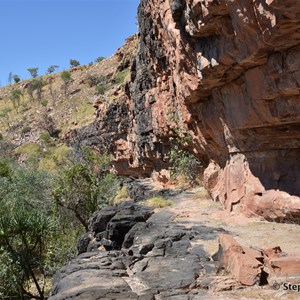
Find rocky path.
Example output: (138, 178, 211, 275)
(49, 181, 300, 299)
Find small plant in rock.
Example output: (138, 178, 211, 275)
(40, 99, 48, 107)
(40, 131, 51, 145)
(115, 68, 130, 85)
(112, 185, 129, 205)
(144, 196, 173, 208)
(95, 85, 106, 95)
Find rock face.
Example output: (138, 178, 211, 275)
(214, 234, 264, 286)
(50, 178, 300, 299)
(71, 0, 300, 220)
(131, 0, 300, 219)
(50, 200, 228, 299)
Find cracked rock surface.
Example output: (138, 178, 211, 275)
(49, 181, 300, 299)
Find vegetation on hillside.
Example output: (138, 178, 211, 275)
(0, 137, 119, 299)
(0, 36, 138, 299)
(0, 35, 138, 152)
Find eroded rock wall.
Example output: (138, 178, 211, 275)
(129, 0, 300, 218)
(72, 1, 300, 219)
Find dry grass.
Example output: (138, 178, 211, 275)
(143, 196, 173, 208)
(112, 186, 130, 205)
(194, 187, 211, 200)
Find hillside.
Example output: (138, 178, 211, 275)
(0, 35, 137, 170)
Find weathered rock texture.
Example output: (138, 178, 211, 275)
(50, 197, 300, 299)
(130, 0, 300, 219)
(50, 200, 227, 299)
(72, 0, 300, 220)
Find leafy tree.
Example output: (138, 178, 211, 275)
(0, 202, 57, 299)
(95, 56, 105, 63)
(13, 74, 21, 83)
(38, 110, 59, 137)
(46, 65, 59, 75)
(169, 128, 202, 182)
(47, 77, 58, 106)
(60, 71, 72, 97)
(0, 250, 22, 299)
(86, 74, 106, 87)
(9, 89, 23, 111)
(0, 165, 57, 299)
(53, 149, 118, 231)
(27, 78, 44, 102)
(8, 72, 13, 85)
(69, 59, 80, 68)
(28, 67, 39, 78)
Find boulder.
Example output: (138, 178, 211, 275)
(214, 234, 263, 286)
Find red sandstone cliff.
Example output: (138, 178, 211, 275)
(74, 0, 300, 221)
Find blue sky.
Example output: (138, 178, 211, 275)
(0, 0, 139, 86)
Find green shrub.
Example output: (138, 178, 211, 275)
(0, 165, 57, 299)
(40, 131, 51, 144)
(15, 143, 42, 158)
(95, 85, 106, 95)
(169, 143, 201, 181)
(0, 250, 22, 299)
(115, 68, 130, 85)
(86, 74, 106, 87)
(61, 70, 72, 82)
(168, 124, 202, 182)
(21, 125, 31, 134)
(95, 56, 105, 63)
(0, 160, 11, 177)
(53, 150, 119, 231)
(41, 99, 48, 107)
(70, 59, 80, 68)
